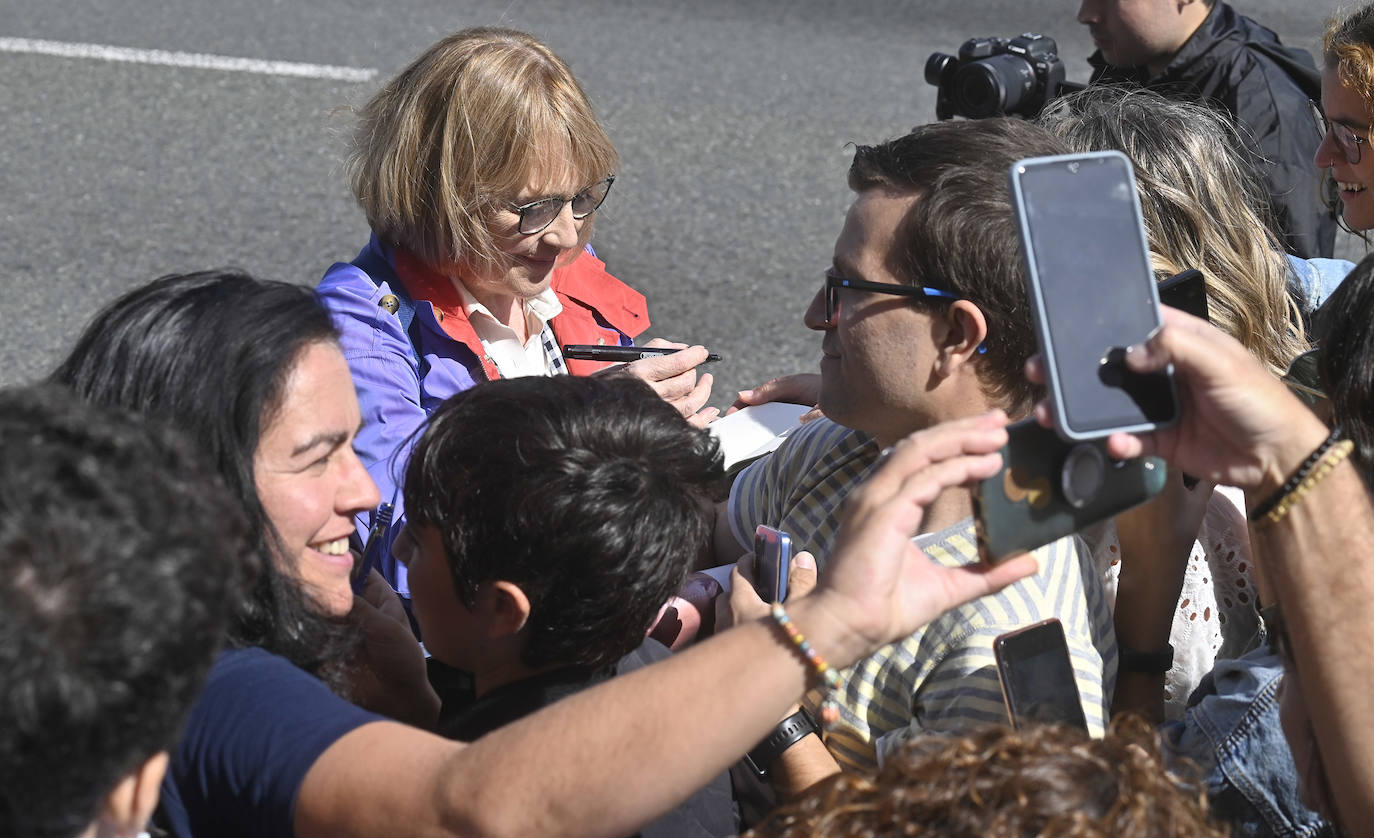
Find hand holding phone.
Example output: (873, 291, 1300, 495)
(994, 618, 1089, 731)
(753, 525, 792, 603)
(1011, 151, 1178, 440)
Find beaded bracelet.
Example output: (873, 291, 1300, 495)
(1257, 439, 1354, 528)
(770, 602, 845, 728)
(1249, 427, 1343, 522)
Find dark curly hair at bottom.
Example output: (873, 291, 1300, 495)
(748, 716, 1227, 838)
(0, 385, 251, 838)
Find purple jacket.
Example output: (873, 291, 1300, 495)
(316, 236, 648, 595)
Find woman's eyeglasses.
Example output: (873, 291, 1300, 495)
(508, 176, 615, 235)
(1310, 99, 1370, 165)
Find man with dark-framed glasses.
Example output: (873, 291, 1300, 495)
(712, 118, 1117, 774)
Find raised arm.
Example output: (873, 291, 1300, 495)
(295, 412, 1040, 838)
(1062, 308, 1374, 827)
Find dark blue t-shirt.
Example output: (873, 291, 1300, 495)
(158, 647, 381, 837)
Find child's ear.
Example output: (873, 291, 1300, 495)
(484, 580, 532, 638)
(99, 750, 168, 836)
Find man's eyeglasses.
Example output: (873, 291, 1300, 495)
(1310, 99, 1370, 165)
(508, 176, 615, 235)
(823, 273, 959, 323)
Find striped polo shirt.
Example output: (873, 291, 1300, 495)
(728, 418, 1117, 771)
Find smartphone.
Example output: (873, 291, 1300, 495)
(1157, 268, 1209, 323)
(753, 525, 792, 603)
(1011, 150, 1178, 440)
(994, 618, 1089, 731)
(973, 418, 1167, 563)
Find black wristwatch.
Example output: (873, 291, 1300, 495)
(1119, 643, 1175, 674)
(744, 706, 821, 778)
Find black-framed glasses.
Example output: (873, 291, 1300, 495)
(508, 176, 615, 235)
(1310, 99, 1369, 165)
(823, 272, 960, 323)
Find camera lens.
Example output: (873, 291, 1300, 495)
(925, 53, 956, 87)
(955, 55, 1037, 118)
(1060, 444, 1106, 509)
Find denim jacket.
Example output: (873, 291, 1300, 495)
(1162, 647, 1335, 837)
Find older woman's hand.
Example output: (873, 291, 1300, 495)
(621, 338, 717, 427)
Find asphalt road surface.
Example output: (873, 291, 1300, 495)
(0, 0, 1353, 407)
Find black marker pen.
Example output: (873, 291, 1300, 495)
(562, 345, 722, 363)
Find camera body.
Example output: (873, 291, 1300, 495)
(925, 34, 1069, 120)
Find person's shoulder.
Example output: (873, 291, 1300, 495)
(552, 248, 649, 334)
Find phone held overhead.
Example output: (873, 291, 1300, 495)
(1011, 150, 1178, 441)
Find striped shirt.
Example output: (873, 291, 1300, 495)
(728, 418, 1117, 771)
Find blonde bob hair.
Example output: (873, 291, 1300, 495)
(349, 27, 619, 273)
(1039, 86, 1307, 377)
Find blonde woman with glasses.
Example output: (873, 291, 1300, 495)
(1039, 86, 1336, 723)
(317, 28, 715, 599)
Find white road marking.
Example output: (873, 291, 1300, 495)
(0, 36, 377, 82)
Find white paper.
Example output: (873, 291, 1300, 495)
(707, 402, 811, 469)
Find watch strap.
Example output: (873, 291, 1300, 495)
(744, 706, 820, 778)
(1119, 643, 1175, 674)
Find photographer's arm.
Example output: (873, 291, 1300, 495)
(294, 413, 1038, 838)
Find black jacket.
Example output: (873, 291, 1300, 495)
(1090, 2, 1336, 259)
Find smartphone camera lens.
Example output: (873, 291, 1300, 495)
(1061, 444, 1106, 509)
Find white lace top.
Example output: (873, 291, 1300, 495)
(1083, 485, 1261, 720)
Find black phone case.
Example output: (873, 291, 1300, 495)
(973, 418, 1167, 562)
(993, 618, 1088, 731)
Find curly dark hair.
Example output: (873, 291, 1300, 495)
(1314, 252, 1374, 476)
(847, 119, 1069, 417)
(0, 385, 251, 838)
(749, 716, 1227, 838)
(404, 375, 725, 671)
(50, 270, 357, 693)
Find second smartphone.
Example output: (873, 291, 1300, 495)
(973, 418, 1168, 563)
(753, 525, 792, 603)
(1011, 150, 1178, 440)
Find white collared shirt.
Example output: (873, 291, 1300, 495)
(454, 281, 564, 379)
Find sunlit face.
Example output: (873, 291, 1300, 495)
(803, 189, 943, 446)
(1317, 66, 1374, 232)
(393, 522, 480, 669)
(254, 341, 380, 617)
(460, 164, 592, 302)
(1077, 0, 1194, 73)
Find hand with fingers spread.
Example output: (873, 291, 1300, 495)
(1027, 307, 1329, 499)
(619, 338, 718, 427)
(728, 373, 824, 423)
(806, 411, 1041, 659)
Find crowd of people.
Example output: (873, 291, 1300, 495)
(6, 2, 1374, 836)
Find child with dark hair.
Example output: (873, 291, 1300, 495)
(397, 374, 737, 837)
(0, 385, 249, 838)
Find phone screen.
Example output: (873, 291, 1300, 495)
(1157, 268, 1210, 324)
(753, 525, 791, 603)
(994, 619, 1088, 730)
(1013, 151, 1176, 437)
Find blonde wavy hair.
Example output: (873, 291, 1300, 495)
(1039, 87, 1307, 377)
(348, 27, 619, 274)
(748, 716, 1227, 838)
